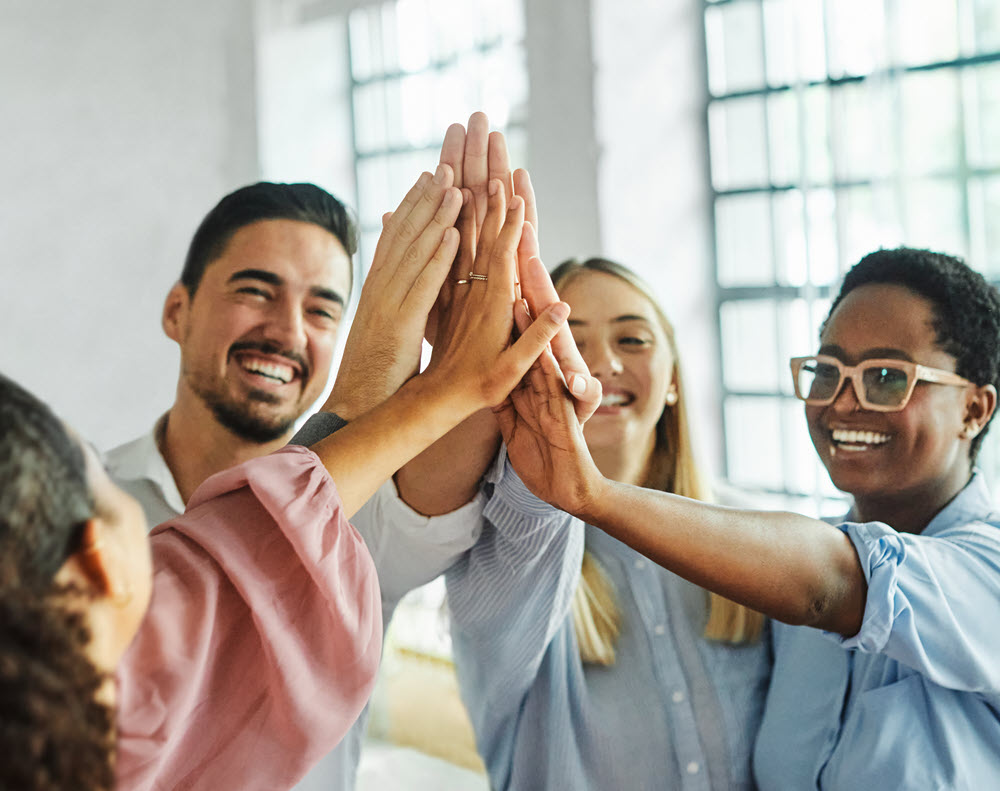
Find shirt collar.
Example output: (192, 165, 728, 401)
(105, 412, 185, 514)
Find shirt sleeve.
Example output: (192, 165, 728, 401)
(827, 518, 1000, 694)
(351, 476, 486, 619)
(446, 450, 584, 787)
(115, 445, 382, 791)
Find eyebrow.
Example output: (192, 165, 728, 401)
(569, 314, 654, 327)
(229, 269, 345, 306)
(818, 344, 915, 363)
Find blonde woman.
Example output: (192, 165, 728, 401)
(446, 258, 770, 791)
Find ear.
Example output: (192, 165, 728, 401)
(162, 282, 190, 343)
(665, 370, 679, 406)
(56, 520, 114, 597)
(961, 383, 997, 440)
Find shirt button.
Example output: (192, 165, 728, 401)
(633, 558, 646, 570)
(672, 690, 685, 703)
(686, 762, 700, 775)
(653, 624, 666, 636)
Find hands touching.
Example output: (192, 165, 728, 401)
(324, 166, 462, 420)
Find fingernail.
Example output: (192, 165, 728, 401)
(434, 164, 446, 184)
(570, 375, 588, 397)
(489, 179, 499, 196)
(521, 298, 532, 319)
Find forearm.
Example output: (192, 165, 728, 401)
(580, 478, 867, 635)
(394, 408, 501, 515)
(311, 375, 472, 518)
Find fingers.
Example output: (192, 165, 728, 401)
(378, 166, 459, 277)
(484, 195, 524, 302)
(513, 169, 538, 233)
(464, 112, 490, 226)
(488, 131, 513, 203)
(439, 123, 467, 187)
(474, 178, 508, 274)
(518, 253, 600, 420)
(405, 226, 461, 318)
(494, 302, 570, 395)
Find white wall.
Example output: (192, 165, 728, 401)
(0, 0, 259, 450)
(592, 0, 723, 473)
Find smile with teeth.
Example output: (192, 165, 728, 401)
(599, 391, 634, 408)
(829, 427, 890, 454)
(239, 357, 296, 385)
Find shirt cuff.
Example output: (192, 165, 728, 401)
(483, 447, 563, 525)
(823, 520, 905, 653)
(289, 412, 348, 446)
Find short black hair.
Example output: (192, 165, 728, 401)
(825, 247, 1000, 461)
(180, 182, 358, 295)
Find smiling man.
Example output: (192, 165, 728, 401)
(106, 182, 354, 526)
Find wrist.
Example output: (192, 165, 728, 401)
(573, 471, 614, 525)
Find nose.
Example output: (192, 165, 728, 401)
(829, 374, 863, 412)
(586, 341, 624, 379)
(263, 295, 307, 354)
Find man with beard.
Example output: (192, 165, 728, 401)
(104, 176, 490, 790)
(105, 182, 357, 526)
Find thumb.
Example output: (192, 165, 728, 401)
(495, 302, 570, 392)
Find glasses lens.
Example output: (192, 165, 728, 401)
(861, 364, 910, 407)
(796, 358, 842, 401)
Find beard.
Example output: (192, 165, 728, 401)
(192, 381, 299, 443)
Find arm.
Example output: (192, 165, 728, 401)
(500, 324, 868, 637)
(314, 181, 570, 518)
(116, 447, 380, 791)
(445, 455, 584, 788)
(396, 116, 600, 515)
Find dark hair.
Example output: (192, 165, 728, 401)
(180, 182, 359, 296)
(825, 247, 1000, 461)
(0, 373, 114, 790)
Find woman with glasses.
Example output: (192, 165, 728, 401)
(447, 258, 771, 791)
(497, 247, 1000, 788)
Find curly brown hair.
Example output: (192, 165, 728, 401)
(0, 372, 115, 790)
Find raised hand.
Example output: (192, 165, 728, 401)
(494, 338, 604, 516)
(425, 181, 569, 412)
(324, 167, 462, 420)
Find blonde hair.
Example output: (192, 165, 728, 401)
(553, 259, 765, 665)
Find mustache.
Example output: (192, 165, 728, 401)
(228, 341, 310, 380)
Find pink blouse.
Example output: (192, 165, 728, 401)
(115, 446, 382, 791)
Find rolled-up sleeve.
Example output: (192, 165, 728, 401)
(116, 446, 382, 791)
(827, 519, 1000, 694)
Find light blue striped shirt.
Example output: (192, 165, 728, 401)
(447, 458, 772, 791)
(754, 471, 1000, 790)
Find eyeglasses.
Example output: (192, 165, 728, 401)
(789, 354, 972, 412)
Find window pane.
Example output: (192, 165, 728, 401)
(803, 189, 839, 286)
(836, 184, 903, 267)
(353, 82, 388, 154)
(767, 87, 833, 186)
(348, 7, 378, 81)
(705, 2, 766, 96)
(974, 0, 1000, 53)
(902, 178, 967, 258)
(709, 96, 769, 190)
(825, 0, 888, 78)
(762, 0, 826, 86)
(396, 0, 432, 72)
(893, 0, 959, 66)
(725, 396, 784, 489)
(900, 69, 961, 175)
(720, 300, 780, 392)
(356, 156, 391, 228)
(966, 63, 1000, 169)
(831, 82, 894, 182)
(715, 193, 773, 286)
(968, 176, 1000, 277)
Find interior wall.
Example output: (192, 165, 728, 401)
(592, 0, 723, 474)
(0, 0, 260, 450)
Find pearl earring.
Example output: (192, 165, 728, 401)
(665, 390, 678, 406)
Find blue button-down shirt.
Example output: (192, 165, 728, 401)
(448, 457, 772, 791)
(754, 472, 1000, 790)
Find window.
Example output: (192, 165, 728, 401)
(704, 0, 1000, 514)
(347, 0, 529, 269)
